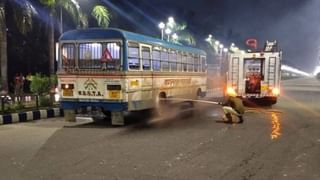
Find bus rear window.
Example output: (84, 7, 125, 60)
(61, 44, 75, 68)
(78, 42, 121, 70)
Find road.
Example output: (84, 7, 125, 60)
(0, 78, 320, 180)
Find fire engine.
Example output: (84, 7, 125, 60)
(226, 41, 282, 105)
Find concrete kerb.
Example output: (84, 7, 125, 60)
(0, 108, 64, 125)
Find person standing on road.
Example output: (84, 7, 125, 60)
(219, 93, 245, 124)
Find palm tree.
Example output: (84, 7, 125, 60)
(0, 0, 37, 92)
(39, 0, 111, 76)
(169, 21, 196, 46)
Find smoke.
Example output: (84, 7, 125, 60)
(223, 0, 320, 72)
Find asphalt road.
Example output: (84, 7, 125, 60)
(0, 78, 320, 180)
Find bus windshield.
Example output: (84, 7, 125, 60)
(61, 41, 122, 71)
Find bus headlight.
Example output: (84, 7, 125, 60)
(226, 87, 237, 97)
(272, 88, 280, 96)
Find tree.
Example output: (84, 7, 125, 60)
(0, 0, 37, 92)
(39, 0, 111, 76)
(170, 21, 196, 46)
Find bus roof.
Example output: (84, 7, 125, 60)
(59, 28, 206, 55)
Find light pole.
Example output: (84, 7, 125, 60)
(158, 22, 165, 40)
(165, 28, 172, 42)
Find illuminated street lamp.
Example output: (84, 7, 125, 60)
(215, 40, 220, 46)
(158, 22, 165, 40)
(168, 17, 175, 28)
(165, 28, 172, 42)
(172, 33, 178, 41)
(223, 48, 228, 53)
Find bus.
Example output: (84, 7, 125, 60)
(58, 28, 207, 125)
(226, 41, 281, 105)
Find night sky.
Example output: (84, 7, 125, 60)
(93, 0, 320, 72)
(9, 0, 320, 73)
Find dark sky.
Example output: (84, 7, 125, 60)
(94, 0, 320, 72)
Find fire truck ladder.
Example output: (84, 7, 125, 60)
(268, 57, 276, 88)
(230, 57, 239, 88)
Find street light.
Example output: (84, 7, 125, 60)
(223, 48, 228, 53)
(172, 33, 178, 41)
(215, 40, 220, 46)
(165, 28, 172, 42)
(158, 22, 165, 40)
(168, 17, 175, 28)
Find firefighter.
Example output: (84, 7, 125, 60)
(219, 92, 245, 124)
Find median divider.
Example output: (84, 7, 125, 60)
(0, 108, 64, 125)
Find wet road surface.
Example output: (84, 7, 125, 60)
(0, 78, 320, 180)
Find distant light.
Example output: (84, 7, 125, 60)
(313, 66, 320, 76)
(208, 34, 212, 39)
(172, 33, 178, 40)
(215, 41, 220, 45)
(241, 50, 245, 54)
(219, 44, 224, 49)
(158, 22, 165, 29)
(165, 28, 172, 35)
(231, 43, 235, 47)
(223, 48, 228, 52)
(168, 17, 175, 24)
(167, 17, 175, 28)
(55, 42, 59, 62)
(282, 65, 311, 77)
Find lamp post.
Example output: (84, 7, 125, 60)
(158, 22, 165, 40)
(165, 28, 172, 42)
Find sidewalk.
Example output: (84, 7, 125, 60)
(0, 108, 63, 125)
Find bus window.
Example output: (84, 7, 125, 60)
(177, 52, 182, 72)
(187, 54, 194, 72)
(102, 42, 121, 70)
(169, 50, 177, 72)
(194, 55, 199, 72)
(79, 43, 102, 69)
(61, 44, 75, 69)
(182, 53, 187, 72)
(128, 44, 140, 70)
(201, 56, 206, 72)
(152, 49, 161, 71)
(142, 47, 151, 70)
(161, 49, 169, 71)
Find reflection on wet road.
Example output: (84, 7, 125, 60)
(270, 112, 281, 140)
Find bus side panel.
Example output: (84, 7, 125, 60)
(126, 75, 154, 111)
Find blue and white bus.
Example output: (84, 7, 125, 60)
(58, 28, 207, 125)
